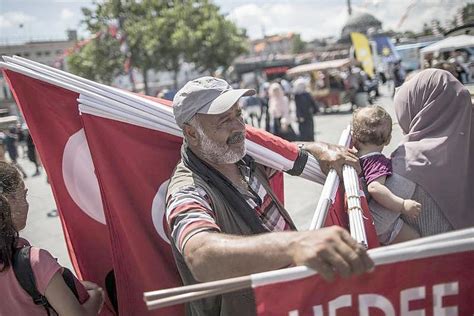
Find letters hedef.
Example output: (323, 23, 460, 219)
(288, 281, 459, 316)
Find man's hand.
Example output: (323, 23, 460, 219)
(303, 142, 361, 177)
(401, 199, 422, 220)
(288, 226, 374, 281)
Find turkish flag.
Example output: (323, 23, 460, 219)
(3, 70, 115, 315)
(80, 113, 184, 315)
(254, 249, 474, 315)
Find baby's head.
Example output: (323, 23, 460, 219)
(352, 106, 392, 150)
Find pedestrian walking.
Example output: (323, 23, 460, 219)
(294, 78, 319, 141)
(4, 126, 27, 178)
(26, 132, 41, 177)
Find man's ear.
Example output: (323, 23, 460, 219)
(183, 124, 199, 146)
(385, 134, 392, 145)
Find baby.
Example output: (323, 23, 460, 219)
(352, 106, 421, 245)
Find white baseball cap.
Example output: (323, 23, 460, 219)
(172, 76, 255, 128)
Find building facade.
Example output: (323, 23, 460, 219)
(0, 33, 77, 115)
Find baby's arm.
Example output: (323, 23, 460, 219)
(368, 176, 421, 219)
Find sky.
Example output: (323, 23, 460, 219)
(0, 0, 470, 45)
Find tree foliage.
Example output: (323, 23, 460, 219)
(67, 34, 125, 84)
(67, 0, 247, 94)
(291, 34, 306, 54)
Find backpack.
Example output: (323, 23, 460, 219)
(12, 246, 80, 316)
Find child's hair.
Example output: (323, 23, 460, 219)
(0, 162, 23, 271)
(352, 106, 392, 146)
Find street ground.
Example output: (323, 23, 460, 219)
(19, 84, 400, 272)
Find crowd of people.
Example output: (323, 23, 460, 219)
(236, 64, 385, 144)
(424, 49, 472, 84)
(0, 67, 472, 315)
(239, 78, 320, 142)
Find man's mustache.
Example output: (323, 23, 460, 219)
(227, 132, 245, 145)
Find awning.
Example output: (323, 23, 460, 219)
(420, 35, 474, 54)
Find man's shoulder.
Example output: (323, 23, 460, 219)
(167, 161, 208, 198)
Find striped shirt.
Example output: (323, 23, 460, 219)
(166, 161, 292, 254)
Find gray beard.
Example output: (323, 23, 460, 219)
(195, 125, 246, 164)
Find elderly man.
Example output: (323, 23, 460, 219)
(166, 77, 373, 316)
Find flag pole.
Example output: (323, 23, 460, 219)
(309, 125, 351, 230)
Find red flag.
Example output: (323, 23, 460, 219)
(254, 249, 474, 315)
(3, 70, 115, 315)
(80, 113, 184, 315)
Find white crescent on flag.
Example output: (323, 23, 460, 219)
(151, 179, 171, 245)
(62, 128, 106, 225)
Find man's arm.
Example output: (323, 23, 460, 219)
(183, 226, 373, 283)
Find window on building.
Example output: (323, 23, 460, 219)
(44, 51, 51, 56)
(23, 52, 30, 57)
(56, 49, 63, 55)
(36, 52, 42, 57)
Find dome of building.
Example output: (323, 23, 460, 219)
(340, 12, 382, 40)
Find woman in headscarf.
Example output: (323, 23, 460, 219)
(268, 82, 296, 141)
(293, 78, 319, 141)
(369, 69, 473, 238)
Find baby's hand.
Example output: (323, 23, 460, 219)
(401, 199, 421, 219)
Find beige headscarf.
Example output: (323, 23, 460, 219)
(268, 83, 290, 122)
(392, 69, 474, 229)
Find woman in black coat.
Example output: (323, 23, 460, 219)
(294, 79, 319, 141)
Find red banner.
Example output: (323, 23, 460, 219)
(254, 250, 474, 315)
